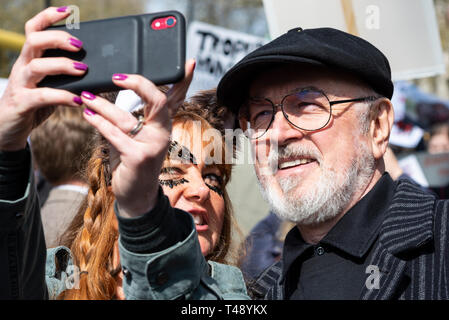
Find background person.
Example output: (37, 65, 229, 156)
(427, 122, 449, 154)
(240, 211, 294, 282)
(30, 106, 95, 248)
(425, 121, 449, 199)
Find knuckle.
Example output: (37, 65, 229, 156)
(25, 32, 38, 48)
(61, 57, 75, 69)
(97, 121, 111, 137)
(158, 93, 168, 105)
(35, 90, 47, 105)
(153, 91, 167, 106)
(27, 59, 40, 74)
(132, 74, 146, 83)
(55, 31, 73, 47)
(126, 118, 138, 132)
(6, 88, 20, 106)
(134, 150, 149, 165)
(24, 20, 35, 34)
(41, 10, 53, 26)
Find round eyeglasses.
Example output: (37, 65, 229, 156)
(238, 89, 378, 139)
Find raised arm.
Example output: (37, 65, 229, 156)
(0, 6, 87, 299)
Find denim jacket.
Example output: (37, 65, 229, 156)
(117, 212, 249, 300)
(45, 216, 249, 300)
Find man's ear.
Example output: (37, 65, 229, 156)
(369, 98, 394, 160)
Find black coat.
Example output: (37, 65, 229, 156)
(0, 151, 47, 299)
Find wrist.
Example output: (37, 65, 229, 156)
(116, 186, 159, 218)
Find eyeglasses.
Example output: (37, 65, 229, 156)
(239, 88, 378, 139)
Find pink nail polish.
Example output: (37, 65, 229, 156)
(69, 37, 83, 49)
(57, 6, 68, 12)
(81, 91, 96, 100)
(84, 108, 96, 116)
(112, 73, 128, 81)
(73, 96, 83, 105)
(74, 62, 88, 71)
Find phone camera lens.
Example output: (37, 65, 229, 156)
(166, 18, 174, 26)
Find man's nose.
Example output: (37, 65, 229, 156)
(267, 109, 305, 145)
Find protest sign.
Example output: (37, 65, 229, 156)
(262, 0, 445, 81)
(186, 22, 269, 234)
(399, 151, 449, 188)
(186, 21, 266, 96)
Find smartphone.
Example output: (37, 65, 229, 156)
(38, 11, 186, 94)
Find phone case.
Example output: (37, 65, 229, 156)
(38, 11, 186, 94)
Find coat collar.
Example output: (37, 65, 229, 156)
(359, 178, 436, 299)
(378, 178, 435, 255)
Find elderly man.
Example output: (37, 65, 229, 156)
(217, 27, 449, 300)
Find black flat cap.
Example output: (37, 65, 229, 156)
(217, 27, 393, 114)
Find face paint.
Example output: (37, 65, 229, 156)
(205, 183, 223, 196)
(159, 177, 189, 189)
(165, 124, 227, 257)
(167, 141, 197, 164)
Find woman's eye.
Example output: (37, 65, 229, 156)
(204, 173, 223, 188)
(159, 167, 188, 189)
(204, 173, 224, 196)
(160, 166, 183, 177)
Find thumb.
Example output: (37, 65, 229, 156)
(166, 58, 196, 115)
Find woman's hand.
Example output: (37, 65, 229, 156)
(0, 6, 87, 151)
(80, 59, 195, 217)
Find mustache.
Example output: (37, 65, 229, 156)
(267, 143, 322, 172)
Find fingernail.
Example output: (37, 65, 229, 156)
(69, 37, 83, 49)
(81, 91, 96, 100)
(112, 73, 128, 81)
(84, 108, 96, 116)
(57, 6, 68, 12)
(73, 62, 88, 71)
(73, 96, 83, 105)
(192, 59, 196, 70)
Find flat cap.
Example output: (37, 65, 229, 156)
(217, 27, 393, 114)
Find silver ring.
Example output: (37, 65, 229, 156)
(129, 115, 144, 137)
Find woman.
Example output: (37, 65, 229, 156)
(47, 90, 247, 299)
(0, 7, 247, 300)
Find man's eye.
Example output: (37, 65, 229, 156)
(252, 109, 272, 120)
(295, 102, 327, 113)
(250, 110, 272, 128)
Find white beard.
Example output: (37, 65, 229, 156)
(256, 140, 375, 225)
